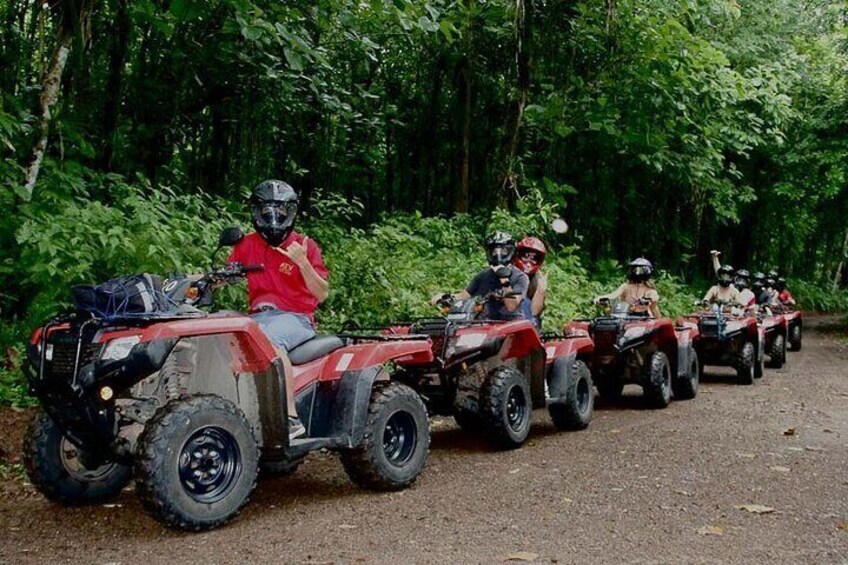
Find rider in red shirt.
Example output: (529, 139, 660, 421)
(229, 180, 329, 439)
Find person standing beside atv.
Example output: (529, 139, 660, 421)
(514, 236, 547, 328)
(229, 180, 330, 439)
(432, 232, 528, 321)
(595, 258, 662, 318)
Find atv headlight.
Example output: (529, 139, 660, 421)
(101, 336, 141, 361)
(456, 333, 487, 350)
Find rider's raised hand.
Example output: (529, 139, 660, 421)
(277, 236, 310, 267)
(535, 271, 548, 291)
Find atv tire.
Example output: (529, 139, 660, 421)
(341, 382, 429, 491)
(135, 395, 259, 531)
(547, 359, 594, 430)
(672, 349, 699, 401)
(642, 351, 672, 409)
(23, 411, 132, 505)
(788, 324, 802, 351)
(735, 342, 756, 385)
(754, 333, 765, 379)
(260, 456, 304, 478)
(480, 366, 532, 449)
(453, 407, 483, 433)
(766, 334, 786, 369)
(595, 375, 625, 404)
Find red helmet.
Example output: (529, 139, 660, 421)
(515, 237, 547, 275)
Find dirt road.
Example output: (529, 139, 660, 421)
(2, 318, 847, 564)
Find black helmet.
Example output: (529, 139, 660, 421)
(752, 272, 766, 291)
(628, 257, 653, 283)
(766, 276, 776, 288)
(734, 269, 751, 290)
(768, 270, 779, 279)
(250, 180, 298, 247)
(775, 277, 787, 291)
(485, 231, 516, 266)
(717, 264, 735, 288)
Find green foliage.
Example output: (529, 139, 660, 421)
(791, 280, 848, 313)
(14, 177, 241, 322)
(1, 0, 847, 405)
(0, 359, 35, 409)
(0, 462, 27, 482)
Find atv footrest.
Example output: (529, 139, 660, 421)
(287, 436, 348, 457)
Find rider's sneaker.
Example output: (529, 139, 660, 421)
(288, 416, 306, 439)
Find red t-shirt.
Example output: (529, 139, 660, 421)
(778, 289, 794, 303)
(228, 231, 329, 321)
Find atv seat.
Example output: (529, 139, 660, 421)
(288, 335, 345, 365)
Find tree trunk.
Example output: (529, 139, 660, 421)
(456, 57, 471, 214)
(832, 228, 848, 292)
(21, 0, 93, 201)
(497, 0, 531, 208)
(100, 0, 130, 172)
(21, 25, 73, 201)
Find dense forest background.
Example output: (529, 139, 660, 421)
(1, 0, 848, 401)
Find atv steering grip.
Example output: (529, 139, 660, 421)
(241, 264, 264, 273)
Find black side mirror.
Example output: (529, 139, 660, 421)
(218, 227, 245, 247)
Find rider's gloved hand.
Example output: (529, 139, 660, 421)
(490, 288, 507, 302)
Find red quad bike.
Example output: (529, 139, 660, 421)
(771, 304, 803, 352)
(680, 301, 761, 385)
(756, 306, 788, 371)
(22, 228, 433, 531)
(566, 298, 700, 408)
(539, 328, 595, 430)
(376, 288, 586, 450)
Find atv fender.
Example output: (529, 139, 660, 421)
(328, 366, 388, 448)
(675, 343, 695, 379)
(546, 355, 576, 403)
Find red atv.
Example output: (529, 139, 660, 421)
(757, 307, 788, 370)
(540, 328, 595, 430)
(566, 299, 699, 408)
(771, 304, 803, 351)
(680, 302, 761, 385)
(22, 229, 432, 531)
(378, 290, 553, 449)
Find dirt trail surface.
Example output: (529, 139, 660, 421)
(2, 317, 847, 564)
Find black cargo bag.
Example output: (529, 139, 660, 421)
(72, 273, 170, 318)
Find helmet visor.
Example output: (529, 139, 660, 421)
(630, 265, 651, 277)
(252, 201, 297, 229)
(488, 244, 515, 266)
(518, 250, 543, 264)
(718, 273, 733, 286)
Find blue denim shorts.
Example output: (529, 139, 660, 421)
(251, 310, 316, 352)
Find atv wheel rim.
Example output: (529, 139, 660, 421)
(506, 386, 528, 432)
(178, 426, 242, 504)
(59, 438, 118, 481)
(383, 411, 417, 467)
